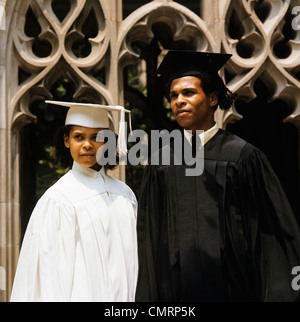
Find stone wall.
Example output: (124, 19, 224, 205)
(0, 0, 299, 302)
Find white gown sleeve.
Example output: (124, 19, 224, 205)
(10, 192, 76, 302)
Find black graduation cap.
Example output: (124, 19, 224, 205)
(156, 50, 232, 86)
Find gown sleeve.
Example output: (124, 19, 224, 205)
(10, 192, 76, 302)
(237, 145, 300, 301)
(135, 165, 162, 301)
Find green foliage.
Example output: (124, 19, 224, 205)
(36, 145, 70, 199)
(53, 78, 71, 99)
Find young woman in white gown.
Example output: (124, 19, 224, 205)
(10, 102, 138, 302)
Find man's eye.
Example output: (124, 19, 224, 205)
(74, 135, 83, 139)
(185, 91, 195, 96)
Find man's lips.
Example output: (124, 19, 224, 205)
(176, 109, 191, 116)
(80, 154, 95, 157)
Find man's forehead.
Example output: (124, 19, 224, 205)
(170, 76, 202, 90)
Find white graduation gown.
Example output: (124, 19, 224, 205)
(10, 162, 138, 302)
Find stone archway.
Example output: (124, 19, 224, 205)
(1, 0, 120, 301)
(0, 0, 299, 302)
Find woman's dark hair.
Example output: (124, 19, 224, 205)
(165, 71, 237, 111)
(53, 125, 118, 171)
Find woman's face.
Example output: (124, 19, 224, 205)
(64, 126, 105, 171)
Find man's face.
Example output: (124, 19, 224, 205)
(169, 76, 217, 133)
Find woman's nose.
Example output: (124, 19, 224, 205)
(83, 139, 93, 149)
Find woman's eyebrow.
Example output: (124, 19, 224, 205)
(91, 132, 100, 136)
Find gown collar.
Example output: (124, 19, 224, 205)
(184, 123, 219, 147)
(72, 161, 105, 179)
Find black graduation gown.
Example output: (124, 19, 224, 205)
(135, 129, 300, 302)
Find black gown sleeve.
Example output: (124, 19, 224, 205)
(135, 165, 161, 301)
(237, 144, 300, 301)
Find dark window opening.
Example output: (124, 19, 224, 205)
(174, 0, 201, 17)
(122, 0, 152, 19)
(51, 0, 71, 22)
(20, 78, 75, 240)
(227, 78, 300, 224)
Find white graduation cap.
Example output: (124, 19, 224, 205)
(45, 100, 132, 157)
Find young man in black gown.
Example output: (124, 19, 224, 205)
(135, 50, 300, 302)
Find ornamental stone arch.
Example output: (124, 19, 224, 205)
(220, 0, 300, 128)
(118, 1, 218, 131)
(0, 0, 124, 302)
(117, 1, 219, 193)
(0, 0, 299, 301)
(221, 0, 300, 220)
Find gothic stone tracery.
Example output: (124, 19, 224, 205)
(0, 0, 299, 302)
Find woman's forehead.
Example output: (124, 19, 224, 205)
(70, 125, 104, 133)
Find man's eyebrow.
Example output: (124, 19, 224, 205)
(182, 87, 197, 91)
(170, 87, 197, 94)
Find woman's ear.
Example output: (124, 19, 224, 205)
(209, 91, 218, 108)
(64, 133, 70, 148)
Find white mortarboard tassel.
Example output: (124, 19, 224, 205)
(0, 3, 5, 31)
(45, 100, 132, 158)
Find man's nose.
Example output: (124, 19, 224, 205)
(176, 93, 186, 106)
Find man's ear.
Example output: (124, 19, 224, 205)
(64, 134, 70, 148)
(209, 91, 218, 108)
